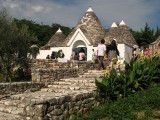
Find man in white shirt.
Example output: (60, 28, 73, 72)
(97, 39, 106, 70)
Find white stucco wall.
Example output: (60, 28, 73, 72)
(117, 44, 133, 63)
(37, 29, 94, 60)
(36, 50, 53, 59)
(124, 45, 133, 63)
(37, 43, 133, 63)
(37, 47, 72, 60)
(117, 44, 125, 63)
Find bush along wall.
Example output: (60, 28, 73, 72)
(95, 56, 160, 103)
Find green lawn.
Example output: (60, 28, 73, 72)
(73, 83, 160, 120)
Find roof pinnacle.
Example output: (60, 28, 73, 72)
(87, 6, 93, 12)
(111, 22, 118, 28)
(57, 28, 62, 33)
(119, 20, 126, 26)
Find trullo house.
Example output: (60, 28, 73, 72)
(37, 7, 138, 63)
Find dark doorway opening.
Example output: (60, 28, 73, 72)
(74, 47, 87, 61)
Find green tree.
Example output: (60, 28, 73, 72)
(0, 8, 38, 83)
(132, 23, 155, 48)
(132, 30, 142, 47)
(14, 19, 72, 47)
(155, 26, 160, 40)
(140, 23, 154, 48)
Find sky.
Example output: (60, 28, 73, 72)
(0, 0, 160, 31)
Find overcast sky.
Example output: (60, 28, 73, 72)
(0, 0, 160, 31)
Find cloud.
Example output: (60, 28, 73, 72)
(89, 0, 160, 30)
(0, 0, 160, 30)
(31, 5, 44, 12)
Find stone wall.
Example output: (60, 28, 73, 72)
(31, 59, 101, 83)
(30, 59, 98, 71)
(31, 68, 78, 84)
(0, 82, 45, 97)
(24, 91, 97, 120)
(31, 59, 109, 83)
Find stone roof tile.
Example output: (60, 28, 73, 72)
(40, 29, 66, 50)
(64, 7, 106, 46)
(105, 25, 137, 47)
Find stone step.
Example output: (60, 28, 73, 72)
(84, 83, 95, 87)
(10, 94, 25, 100)
(87, 70, 104, 73)
(48, 88, 95, 94)
(0, 111, 23, 120)
(83, 72, 105, 75)
(48, 88, 81, 94)
(0, 104, 24, 115)
(0, 99, 25, 108)
(52, 80, 95, 85)
(50, 84, 82, 90)
(79, 74, 103, 78)
(52, 81, 72, 85)
(62, 78, 95, 83)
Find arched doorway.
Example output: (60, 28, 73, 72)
(72, 40, 87, 61)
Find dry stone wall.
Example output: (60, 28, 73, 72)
(23, 91, 97, 120)
(31, 59, 105, 83)
(32, 68, 78, 84)
(30, 59, 98, 71)
(0, 82, 45, 96)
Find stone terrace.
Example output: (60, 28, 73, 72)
(0, 69, 104, 120)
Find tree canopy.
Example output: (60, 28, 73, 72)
(0, 8, 38, 82)
(13, 18, 72, 47)
(131, 23, 160, 48)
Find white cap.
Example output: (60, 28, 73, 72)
(111, 22, 118, 28)
(87, 6, 93, 12)
(119, 20, 126, 25)
(57, 28, 62, 33)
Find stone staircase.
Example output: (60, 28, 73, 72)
(79, 70, 105, 78)
(0, 70, 105, 120)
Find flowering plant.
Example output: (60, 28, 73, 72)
(141, 55, 146, 60)
(117, 62, 121, 66)
(143, 48, 150, 59)
(104, 67, 109, 74)
(138, 51, 142, 55)
(155, 53, 159, 57)
(112, 57, 117, 64)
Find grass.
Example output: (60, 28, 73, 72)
(73, 83, 160, 120)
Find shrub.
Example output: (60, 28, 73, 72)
(95, 56, 160, 103)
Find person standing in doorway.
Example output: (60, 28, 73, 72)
(92, 49, 96, 62)
(71, 49, 75, 60)
(97, 39, 106, 70)
(74, 52, 79, 60)
(79, 48, 85, 61)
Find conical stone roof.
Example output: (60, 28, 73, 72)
(64, 7, 106, 46)
(105, 21, 137, 47)
(151, 36, 160, 44)
(40, 28, 66, 50)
